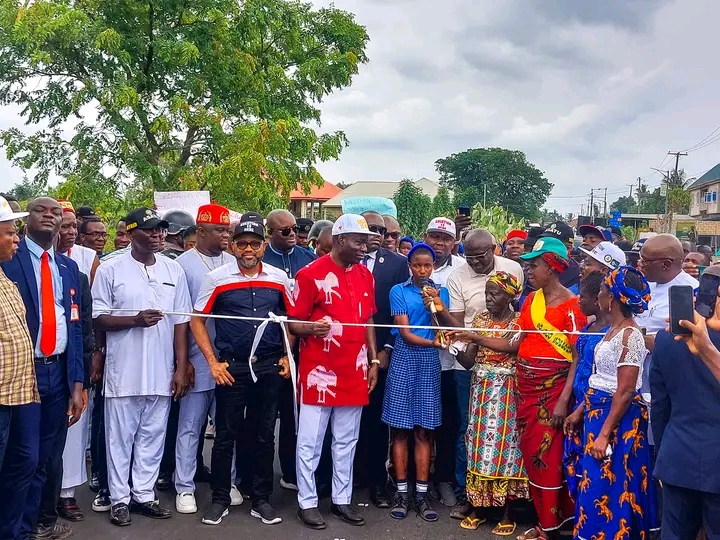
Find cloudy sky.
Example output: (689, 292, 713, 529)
(0, 0, 718, 216)
(308, 0, 720, 214)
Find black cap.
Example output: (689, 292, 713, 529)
(233, 220, 265, 239)
(525, 226, 546, 247)
(296, 217, 313, 232)
(541, 221, 574, 244)
(76, 206, 96, 218)
(125, 207, 169, 231)
(241, 211, 264, 224)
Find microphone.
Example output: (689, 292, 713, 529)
(420, 279, 437, 313)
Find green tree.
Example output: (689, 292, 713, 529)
(610, 196, 636, 214)
(429, 185, 454, 220)
(0, 0, 369, 214)
(540, 208, 564, 224)
(393, 178, 431, 239)
(435, 148, 552, 221)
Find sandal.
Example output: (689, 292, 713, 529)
(460, 516, 487, 530)
(493, 522, 517, 536)
(415, 497, 439, 522)
(390, 493, 409, 520)
(517, 526, 547, 540)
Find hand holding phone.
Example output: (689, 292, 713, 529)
(669, 285, 695, 335)
(696, 273, 720, 318)
(457, 206, 471, 217)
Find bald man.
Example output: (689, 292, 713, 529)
(381, 215, 401, 252)
(314, 226, 333, 257)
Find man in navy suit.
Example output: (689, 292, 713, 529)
(356, 211, 410, 508)
(650, 274, 720, 540)
(0, 197, 84, 540)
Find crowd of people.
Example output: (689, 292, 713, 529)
(0, 192, 718, 540)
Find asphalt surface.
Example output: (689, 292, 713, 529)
(67, 440, 522, 540)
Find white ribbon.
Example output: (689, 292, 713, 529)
(248, 311, 299, 432)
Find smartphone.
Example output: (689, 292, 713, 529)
(457, 206, 471, 217)
(669, 285, 695, 335)
(696, 273, 720, 318)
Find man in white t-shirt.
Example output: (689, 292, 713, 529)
(446, 228, 523, 515)
(92, 207, 192, 527)
(422, 217, 466, 509)
(174, 204, 235, 514)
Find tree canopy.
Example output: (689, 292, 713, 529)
(393, 178, 431, 239)
(435, 148, 552, 221)
(0, 0, 369, 216)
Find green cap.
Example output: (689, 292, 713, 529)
(520, 236, 569, 261)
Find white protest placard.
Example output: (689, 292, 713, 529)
(154, 191, 211, 218)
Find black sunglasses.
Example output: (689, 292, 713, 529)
(384, 231, 401, 240)
(369, 225, 387, 236)
(269, 226, 298, 236)
(234, 240, 263, 250)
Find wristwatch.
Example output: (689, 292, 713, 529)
(370, 358, 380, 365)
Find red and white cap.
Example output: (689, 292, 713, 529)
(426, 217, 456, 238)
(0, 196, 28, 223)
(332, 214, 381, 236)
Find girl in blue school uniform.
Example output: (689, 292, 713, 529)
(382, 243, 456, 523)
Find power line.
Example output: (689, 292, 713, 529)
(682, 125, 720, 153)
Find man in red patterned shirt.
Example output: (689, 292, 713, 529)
(288, 214, 380, 530)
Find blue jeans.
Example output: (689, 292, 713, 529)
(0, 402, 41, 540)
(454, 369, 472, 489)
(19, 361, 69, 540)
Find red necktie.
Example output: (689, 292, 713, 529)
(39, 251, 57, 357)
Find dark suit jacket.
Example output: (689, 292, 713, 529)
(650, 329, 720, 493)
(1, 238, 84, 394)
(78, 271, 94, 388)
(371, 247, 410, 351)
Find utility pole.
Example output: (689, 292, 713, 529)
(636, 177, 642, 213)
(668, 151, 688, 177)
(626, 183, 634, 199)
(603, 187, 608, 218)
(589, 190, 595, 224)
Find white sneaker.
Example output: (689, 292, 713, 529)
(279, 478, 298, 491)
(204, 422, 215, 439)
(230, 485, 244, 506)
(176, 492, 197, 514)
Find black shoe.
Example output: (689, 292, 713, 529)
(201, 503, 229, 525)
(155, 472, 171, 491)
(88, 473, 100, 493)
(129, 500, 172, 519)
(110, 503, 131, 527)
(30, 523, 73, 540)
(330, 503, 365, 526)
(57, 497, 84, 522)
(450, 493, 471, 520)
(92, 490, 112, 512)
(194, 465, 212, 483)
(371, 485, 391, 508)
(390, 492, 410, 520)
(297, 507, 326, 530)
(251, 500, 282, 525)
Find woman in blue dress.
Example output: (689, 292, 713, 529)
(382, 243, 455, 523)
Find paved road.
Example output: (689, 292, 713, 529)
(68, 440, 527, 540)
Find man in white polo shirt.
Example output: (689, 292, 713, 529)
(579, 241, 626, 278)
(92, 207, 192, 527)
(446, 228, 523, 517)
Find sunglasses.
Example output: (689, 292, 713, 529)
(269, 226, 298, 236)
(369, 225, 387, 236)
(385, 231, 401, 240)
(234, 240, 264, 250)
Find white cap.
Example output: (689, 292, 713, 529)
(0, 196, 28, 223)
(580, 241, 626, 270)
(332, 214, 381, 237)
(426, 217, 456, 238)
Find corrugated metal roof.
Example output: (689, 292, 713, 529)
(687, 163, 720, 191)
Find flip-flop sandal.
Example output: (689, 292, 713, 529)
(460, 517, 487, 530)
(517, 526, 547, 540)
(493, 522, 517, 536)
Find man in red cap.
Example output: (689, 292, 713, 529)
(174, 204, 238, 515)
(503, 229, 527, 264)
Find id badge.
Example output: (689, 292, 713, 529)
(70, 303, 80, 322)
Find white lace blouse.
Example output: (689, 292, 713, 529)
(588, 326, 647, 394)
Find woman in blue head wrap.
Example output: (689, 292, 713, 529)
(564, 266, 658, 540)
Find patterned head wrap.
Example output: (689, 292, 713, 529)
(604, 266, 652, 314)
(541, 251, 569, 273)
(487, 271, 522, 297)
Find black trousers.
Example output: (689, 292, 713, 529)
(434, 369, 458, 486)
(356, 369, 389, 488)
(277, 376, 297, 483)
(90, 388, 108, 491)
(36, 414, 69, 529)
(662, 483, 720, 540)
(211, 362, 282, 507)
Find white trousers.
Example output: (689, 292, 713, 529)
(175, 390, 237, 493)
(296, 404, 362, 510)
(105, 395, 171, 505)
(60, 407, 90, 492)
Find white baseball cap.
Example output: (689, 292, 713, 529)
(580, 241, 626, 270)
(0, 196, 28, 223)
(426, 217, 456, 238)
(332, 214, 381, 237)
